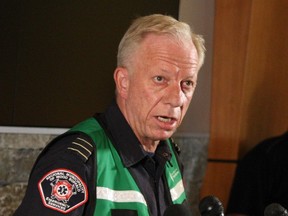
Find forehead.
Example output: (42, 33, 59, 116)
(136, 33, 199, 71)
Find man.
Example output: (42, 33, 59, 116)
(14, 14, 205, 216)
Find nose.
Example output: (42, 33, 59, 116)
(164, 83, 185, 107)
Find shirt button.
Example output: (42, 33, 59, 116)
(162, 152, 169, 158)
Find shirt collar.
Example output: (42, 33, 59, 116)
(100, 100, 172, 167)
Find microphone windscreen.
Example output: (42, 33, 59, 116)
(264, 203, 288, 216)
(163, 204, 192, 216)
(199, 195, 224, 216)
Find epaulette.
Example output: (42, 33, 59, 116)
(67, 136, 94, 162)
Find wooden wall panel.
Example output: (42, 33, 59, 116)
(208, 0, 253, 160)
(200, 162, 236, 210)
(201, 0, 288, 210)
(238, 0, 288, 156)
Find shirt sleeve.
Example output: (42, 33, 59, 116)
(13, 132, 96, 216)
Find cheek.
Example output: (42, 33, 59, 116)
(131, 82, 155, 100)
(127, 85, 152, 112)
(182, 97, 193, 113)
(130, 89, 159, 118)
(181, 106, 189, 118)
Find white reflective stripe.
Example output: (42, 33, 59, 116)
(170, 180, 185, 202)
(97, 186, 147, 206)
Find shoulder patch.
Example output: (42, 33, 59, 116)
(38, 169, 88, 213)
(67, 137, 94, 162)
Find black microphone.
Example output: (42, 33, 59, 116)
(163, 204, 192, 216)
(199, 195, 224, 216)
(264, 203, 288, 216)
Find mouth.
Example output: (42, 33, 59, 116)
(155, 115, 179, 133)
(157, 116, 177, 123)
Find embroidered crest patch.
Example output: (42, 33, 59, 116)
(38, 169, 88, 213)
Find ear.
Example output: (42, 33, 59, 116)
(114, 67, 129, 99)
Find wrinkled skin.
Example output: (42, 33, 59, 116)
(115, 33, 199, 152)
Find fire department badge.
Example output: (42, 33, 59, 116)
(38, 169, 88, 213)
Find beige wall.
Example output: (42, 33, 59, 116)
(177, 0, 215, 134)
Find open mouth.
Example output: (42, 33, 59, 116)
(157, 116, 176, 123)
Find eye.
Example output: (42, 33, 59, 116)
(182, 80, 194, 87)
(181, 80, 196, 91)
(153, 76, 165, 83)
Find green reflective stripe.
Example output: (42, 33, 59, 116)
(170, 179, 185, 202)
(97, 186, 147, 206)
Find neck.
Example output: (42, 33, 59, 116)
(116, 97, 160, 153)
(141, 139, 160, 153)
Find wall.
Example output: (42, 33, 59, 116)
(201, 0, 288, 209)
(0, 1, 215, 215)
(0, 0, 179, 127)
(0, 131, 57, 215)
(178, 0, 215, 134)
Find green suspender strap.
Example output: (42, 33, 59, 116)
(69, 117, 186, 216)
(165, 139, 187, 204)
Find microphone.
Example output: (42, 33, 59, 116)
(264, 203, 288, 216)
(163, 204, 192, 216)
(199, 195, 224, 216)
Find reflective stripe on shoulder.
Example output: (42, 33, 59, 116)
(67, 136, 94, 162)
(96, 186, 147, 206)
(170, 180, 185, 202)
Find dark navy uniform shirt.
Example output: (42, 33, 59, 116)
(14, 101, 181, 216)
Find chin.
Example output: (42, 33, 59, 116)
(154, 131, 175, 140)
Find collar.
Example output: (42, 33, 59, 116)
(98, 100, 172, 167)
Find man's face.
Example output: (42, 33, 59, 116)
(118, 34, 199, 144)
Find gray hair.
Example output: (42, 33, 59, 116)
(117, 14, 206, 70)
